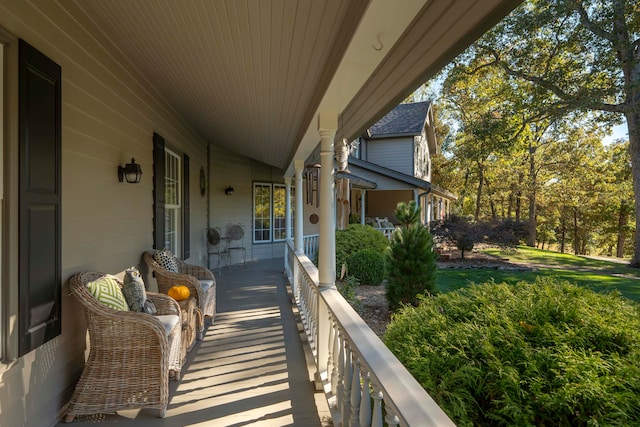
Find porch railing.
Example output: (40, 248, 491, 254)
(375, 227, 395, 240)
(303, 233, 319, 262)
(285, 239, 455, 427)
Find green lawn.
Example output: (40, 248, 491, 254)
(436, 246, 640, 302)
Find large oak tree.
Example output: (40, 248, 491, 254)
(471, 0, 640, 264)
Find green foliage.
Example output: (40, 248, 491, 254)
(348, 249, 385, 286)
(336, 276, 362, 313)
(384, 278, 640, 426)
(335, 224, 389, 278)
(386, 201, 438, 309)
(431, 216, 528, 258)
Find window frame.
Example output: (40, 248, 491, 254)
(253, 182, 272, 243)
(253, 182, 294, 244)
(164, 148, 182, 256)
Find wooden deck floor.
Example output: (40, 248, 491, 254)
(58, 258, 331, 427)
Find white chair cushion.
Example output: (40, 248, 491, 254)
(199, 279, 214, 293)
(156, 314, 180, 336)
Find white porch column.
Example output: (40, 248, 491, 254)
(318, 113, 337, 286)
(360, 190, 366, 225)
(285, 176, 292, 241)
(315, 113, 337, 390)
(294, 159, 304, 253)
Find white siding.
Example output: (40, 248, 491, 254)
(0, 3, 208, 426)
(366, 138, 414, 175)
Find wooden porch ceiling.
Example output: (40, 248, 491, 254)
(66, 0, 522, 171)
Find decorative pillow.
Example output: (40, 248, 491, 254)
(122, 266, 147, 312)
(153, 248, 178, 272)
(87, 275, 129, 311)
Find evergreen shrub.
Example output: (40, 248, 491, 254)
(348, 249, 385, 286)
(384, 278, 640, 427)
(386, 201, 437, 309)
(335, 224, 389, 278)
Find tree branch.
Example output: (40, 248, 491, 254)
(567, 0, 615, 43)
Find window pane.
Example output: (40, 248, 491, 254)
(165, 207, 178, 254)
(164, 149, 181, 256)
(273, 185, 286, 241)
(165, 149, 180, 206)
(253, 183, 271, 242)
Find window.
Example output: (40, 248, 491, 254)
(253, 183, 271, 242)
(153, 134, 190, 259)
(164, 148, 181, 255)
(253, 183, 294, 243)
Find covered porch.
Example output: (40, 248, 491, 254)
(0, 1, 523, 426)
(55, 258, 332, 427)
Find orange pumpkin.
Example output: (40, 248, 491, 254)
(167, 284, 190, 301)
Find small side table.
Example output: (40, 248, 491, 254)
(178, 297, 199, 360)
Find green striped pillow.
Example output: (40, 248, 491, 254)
(87, 275, 130, 311)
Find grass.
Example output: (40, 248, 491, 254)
(436, 246, 640, 302)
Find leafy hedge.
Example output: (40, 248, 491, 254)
(348, 249, 386, 286)
(335, 224, 389, 278)
(384, 278, 640, 426)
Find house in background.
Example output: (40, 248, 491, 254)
(320, 101, 457, 231)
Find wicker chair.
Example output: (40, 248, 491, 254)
(65, 272, 182, 422)
(144, 251, 216, 329)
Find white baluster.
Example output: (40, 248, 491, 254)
(310, 288, 317, 351)
(342, 344, 353, 427)
(371, 383, 383, 427)
(359, 370, 372, 427)
(350, 358, 361, 427)
(331, 325, 340, 395)
(327, 315, 334, 377)
(384, 404, 400, 427)
(337, 333, 345, 416)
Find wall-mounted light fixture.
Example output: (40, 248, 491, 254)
(118, 158, 143, 183)
(225, 186, 234, 195)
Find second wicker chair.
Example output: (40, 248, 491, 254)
(143, 250, 216, 331)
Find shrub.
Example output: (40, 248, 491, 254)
(430, 216, 528, 258)
(386, 201, 437, 309)
(384, 278, 640, 427)
(335, 224, 389, 278)
(348, 249, 385, 286)
(336, 276, 362, 313)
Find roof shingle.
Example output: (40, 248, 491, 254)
(368, 101, 431, 137)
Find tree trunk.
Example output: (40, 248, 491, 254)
(573, 208, 579, 255)
(526, 143, 537, 247)
(560, 214, 566, 254)
(515, 172, 523, 222)
(616, 204, 627, 258)
(627, 108, 640, 266)
(475, 162, 484, 221)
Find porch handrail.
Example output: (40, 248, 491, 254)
(285, 239, 455, 427)
(303, 233, 319, 261)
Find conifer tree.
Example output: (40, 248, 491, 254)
(386, 201, 438, 310)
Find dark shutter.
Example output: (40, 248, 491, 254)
(18, 40, 62, 356)
(182, 154, 190, 259)
(153, 133, 165, 250)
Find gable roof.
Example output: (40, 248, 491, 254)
(367, 101, 431, 138)
(349, 158, 430, 189)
